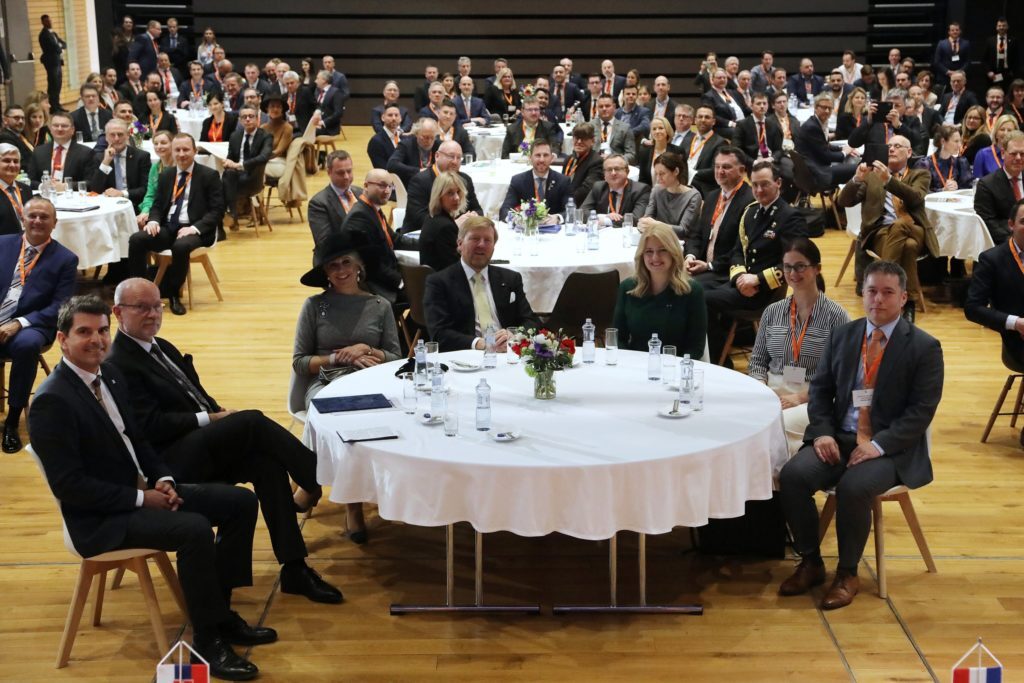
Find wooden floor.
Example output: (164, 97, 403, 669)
(1, 125, 1021, 682)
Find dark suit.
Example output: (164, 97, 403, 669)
(386, 136, 440, 187)
(934, 37, 971, 83)
(29, 360, 257, 631)
(733, 116, 783, 162)
(579, 180, 651, 227)
(648, 97, 680, 122)
(937, 90, 978, 125)
(701, 89, 745, 136)
(160, 32, 190, 71)
(847, 116, 922, 154)
(563, 150, 604, 205)
(341, 199, 402, 302)
(367, 127, 404, 170)
(311, 86, 345, 135)
(966, 241, 1024, 361)
(787, 74, 825, 106)
(795, 117, 855, 188)
(0, 182, 31, 234)
(548, 82, 581, 121)
(423, 261, 541, 351)
(28, 141, 95, 189)
(500, 120, 563, 159)
(974, 170, 1020, 244)
(370, 104, 413, 133)
(601, 74, 626, 100)
(0, 234, 77, 408)
(38, 27, 66, 111)
(222, 127, 273, 216)
(128, 164, 225, 297)
(438, 124, 475, 159)
(307, 184, 363, 247)
(128, 33, 159, 77)
(87, 145, 151, 209)
(452, 96, 489, 125)
(686, 183, 755, 285)
(483, 86, 521, 121)
(498, 170, 572, 222)
(983, 35, 1019, 86)
(679, 130, 726, 197)
(176, 80, 221, 108)
(0, 128, 33, 172)
(401, 167, 483, 232)
(70, 107, 112, 143)
(108, 333, 318, 565)
(578, 93, 601, 122)
(413, 80, 434, 112)
(199, 112, 238, 143)
(779, 317, 942, 570)
(419, 214, 459, 272)
(769, 111, 802, 146)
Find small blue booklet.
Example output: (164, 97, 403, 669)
(312, 393, 394, 413)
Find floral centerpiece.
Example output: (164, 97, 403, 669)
(507, 198, 548, 237)
(511, 328, 575, 399)
(130, 120, 148, 145)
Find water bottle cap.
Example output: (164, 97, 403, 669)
(585, 318, 592, 323)
(652, 333, 659, 339)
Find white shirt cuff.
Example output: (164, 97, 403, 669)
(196, 411, 210, 427)
(1006, 315, 1018, 331)
(16, 317, 30, 328)
(135, 489, 144, 507)
(871, 440, 885, 456)
(99, 163, 113, 174)
(471, 337, 483, 350)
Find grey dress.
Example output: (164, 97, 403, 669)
(643, 185, 702, 239)
(291, 290, 402, 410)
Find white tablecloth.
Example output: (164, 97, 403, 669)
(51, 195, 137, 269)
(397, 221, 636, 312)
(82, 140, 227, 173)
(463, 159, 639, 220)
(173, 108, 205, 140)
(465, 123, 575, 161)
(845, 188, 994, 260)
(304, 349, 784, 540)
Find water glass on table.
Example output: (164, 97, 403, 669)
(506, 327, 521, 364)
(443, 393, 459, 436)
(399, 372, 417, 414)
(661, 345, 677, 386)
(692, 368, 704, 410)
(604, 328, 618, 365)
(463, 153, 474, 165)
(426, 341, 440, 375)
(77, 181, 88, 199)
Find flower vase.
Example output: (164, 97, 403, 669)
(523, 221, 540, 255)
(533, 367, 556, 400)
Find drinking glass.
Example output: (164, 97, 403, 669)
(77, 181, 88, 199)
(399, 372, 416, 414)
(443, 410, 459, 436)
(604, 328, 618, 365)
(506, 327, 522, 364)
(622, 214, 634, 229)
(692, 369, 705, 410)
(463, 153, 474, 165)
(63, 177, 74, 199)
(662, 345, 677, 386)
(576, 207, 587, 226)
(425, 341, 439, 375)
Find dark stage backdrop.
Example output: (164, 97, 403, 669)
(193, 0, 868, 124)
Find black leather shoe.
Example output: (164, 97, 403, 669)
(2, 424, 22, 453)
(280, 563, 343, 604)
(217, 226, 227, 242)
(168, 296, 186, 316)
(192, 635, 259, 681)
(219, 610, 278, 646)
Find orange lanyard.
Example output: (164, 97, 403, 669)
(150, 112, 164, 132)
(987, 109, 1002, 130)
(191, 81, 203, 98)
(711, 182, 741, 227)
(208, 117, 223, 142)
(854, 113, 862, 128)
(2, 185, 24, 221)
(778, 115, 790, 138)
(756, 120, 766, 146)
(991, 144, 1004, 170)
(789, 297, 814, 363)
(885, 125, 893, 143)
(360, 195, 393, 249)
(503, 91, 514, 106)
(861, 330, 887, 388)
(929, 154, 952, 186)
(1010, 240, 1024, 277)
(19, 238, 49, 286)
(689, 132, 713, 159)
(288, 93, 296, 113)
(521, 121, 535, 142)
(607, 182, 627, 213)
(172, 171, 191, 203)
(564, 153, 583, 177)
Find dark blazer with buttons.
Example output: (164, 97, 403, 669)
(563, 150, 604, 205)
(579, 180, 651, 226)
(370, 104, 413, 133)
(937, 90, 978, 125)
(307, 184, 363, 247)
(847, 116, 922, 152)
(500, 120, 563, 159)
(423, 261, 541, 351)
(787, 74, 825, 105)
(341, 199, 402, 301)
(28, 141, 96, 188)
(0, 128, 33, 171)
(966, 240, 1024, 360)
(701, 89, 744, 133)
(733, 116, 783, 162)
(805, 317, 942, 489)
(498, 169, 572, 222)
(148, 164, 225, 246)
(401, 167, 483, 232)
(70, 107, 112, 143)
(548, 82, 581, 121)
(727, 198, 807, 290)
(226, 127, 273, 175)
(795, 117, 845, 188)
(687, 182, 755, 277)
(386, 136, 440, 187)
(439, 124, 476, 159)
(312, 86, 345, 135)
(933, 38, 971, 82)
(679, 130, 726, 196)
(367, 128, 403, 170)
(452, 96, 489, 125)
(87, 145, 152, 209)
(601, 75, 627, 100)
(128, 33, 159, 76)
(0, 182, 31, 235)
(974, 170, 1019, 244)
(636, 142, 683, 186)
(0, 233, 78, 339)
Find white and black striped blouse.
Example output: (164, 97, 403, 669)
(748, 292, 851, 383)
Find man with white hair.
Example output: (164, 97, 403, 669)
(0, 143, 30, 233)
(87, 118, 151, 210)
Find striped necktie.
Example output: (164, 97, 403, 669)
(0, 244, 37, 324)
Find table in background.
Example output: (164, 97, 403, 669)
(397, 222, 637, 313)
(81, 140, 228, 173)
(172, 108, 205, 140)
(465, 122, 574, 161)
(51, 195, 137, 269)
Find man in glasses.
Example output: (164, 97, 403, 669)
(837, 135, 939, 321)
(222, 105, 272, 231)
(500, 95, 562, 159)
(848, 89, 922, 153)
(341, 169, 403, 302)
(401, 140, 482, 232)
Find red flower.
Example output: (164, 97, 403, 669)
(560, 338, 576, 354)
(539, 328, 550, 337)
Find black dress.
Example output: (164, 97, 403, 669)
(419, 214, 460, 272)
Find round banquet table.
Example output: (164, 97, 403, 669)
(304, 349, 785, 541)
(465, 122, 575, 161)
(51, 195, 137, 269)
(844, 188, 993, 261)
(81, 140, 228, 173)
(396, 221, 637, 313)
(462, 159, 639, 220)
(172, 108, 205, 140)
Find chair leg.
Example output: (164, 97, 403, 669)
(261, 196, 273, 231)
(981, 375, 1014, 442)
(185, 262, 194, 311)
(56, 562, 96, 668)
(39, 354, 52, 376)
(92, 569, 107, 626)
(718, 320, 738, 366)
(197, 255, 224, 302)
(133, 556, 170, 655)
(111, 566, 126, 589)
(152, 551, 188, 617)
(1011, 375, 1024, 429)
(297, 203, 305, 222)
(873, 498, 886, 599)
(835, 241, 856, 287)
(153, 258, 170, 288)
(894, 492, 937, 573)
(818, 493, 837, 543)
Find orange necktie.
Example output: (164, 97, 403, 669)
(856, 329, 886, 444)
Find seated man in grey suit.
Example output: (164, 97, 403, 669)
(423, 216, 541, 352)
(778, 260, 943, 610)
(592, 94, 637, 163)
(307, 150, 362, 248)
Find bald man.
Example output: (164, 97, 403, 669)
(340, 169, 403, 301)
(386, 118, 440, 186)
(402, 140, 483, 232)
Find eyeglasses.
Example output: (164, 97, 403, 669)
(364, 180, 394, 189)
(782, 263, 815, 273)
(119, 302, 165, 313)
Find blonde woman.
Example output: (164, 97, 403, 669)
(23, 102, 51, 148)
(419, 171, 470, 271)
(484, 67, 520, 121)
(612, 221, 707, 358)
(835, 87, 868, 139)
(972, 114, 1019, 179)
(637, 116, 679, 186)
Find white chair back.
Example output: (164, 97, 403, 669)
(389, 172, 408, 209)
(26, 445, 83, 558)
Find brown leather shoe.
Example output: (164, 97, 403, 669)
(821, 572, 860, 610)
(778, 559, 826, 596)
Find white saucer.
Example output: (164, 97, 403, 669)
(490, 430, 520, 442)
(450, 360, 482, 372)
(657, 406, 692, 419)
(418, 412, 444, 425)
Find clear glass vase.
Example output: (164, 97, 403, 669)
(533, 367, 556, 400)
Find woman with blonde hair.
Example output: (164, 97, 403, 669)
(23, 102, 51, 148)
(637, 116, 680, 186)
(612, 221, 707, 359)
(484, 67, 520, 121)
(972, 114, 1019, 179)
(419, 171, 469, 271)
(835, 87, 868, 139)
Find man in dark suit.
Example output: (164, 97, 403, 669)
(30, 295, 268, 680)
(419, 81, 445, 120)
(934, 22, 971, 85)
(436, 100, 475, 159)
(87, 119, 150, 210)
(128, 20, 162, 78)
(563, 122, 604, 205)
(402, 141, 482, 233)
(733, 92, 782, 162)
(787, 59, 825, 107)
(119, 62, 146, 103)
(413, 65, 438, 113)
(387, 118, 439, 187)
(0, 145, 31, 233)
(615, 84, 652, 139)
(0, 197, 77, 452)
(177, 61, 220, 109)
(308, 150, 362, 247)
(685, 146, 754, 287)
(370, 81, 413, 133)
(579, 154, 651, 227)
(454, 76, 490, 126)
(241, 63, 271, 100)
(704, 160, 807, 364)
(321, 55, 351, 105)
(498, 140, 572, 223)
(561, 57, 586, 91)
(984, 18, 1018, 88)
(71, 85, 113, 143)
(907, 86, 941, 155)
(27, 112, 95, 189)
(424, 216, 541, 352)
(765, 68, 789, 103)
(500, 96, 562, 159)
(0, 108, 32, 173)
(221, 106, 272, 227)
(579, 74, 603, 122)
(341, 169, 403, 302)
(549, 65, 581, 122)
(848, 90, 922, 153)
(974, 132, 1024, 244)
(155, 52, 183, 103)
(937, 71, 978, 125)
(648, 75, 678, 122)
(599, 60, 626, 100)
(680, 106, 726, 198)
(702, 69, 746, 138)
(795, 94, 859, 189)
(108, 277, 342, 604)
(159, 17, 189, 71)
(38, 14, 66, 112)
(778, 260, 943, 610)
(367, 104, 406, 170)
(311, 70, 345, 136)
(128, 134, 224, 315)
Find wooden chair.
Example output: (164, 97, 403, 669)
(818, 485, 937, 599)
(0, 344, 53, 412)
(718, 285, 788, 365)
(542, 270, 621, 338)
(26, 447, 187, 668)
(981, 344, 1024, 442)
(314, 133, 343, 168)
(263, 138, 310, 223)
(152, 241, 224, 311)
(398, 263, 435, 357)
(786, 149, 843, 228)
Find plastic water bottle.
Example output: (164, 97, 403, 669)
(430, 368, 446, 417)
(414, 340, 428, 389)
(648, 333, 662, 381)
(678, 354, 694, 407)
(581, 318, 596, 364)
(483, 322, 498, 368)
(586, 210, 600, 251)
(475, 379, 491, 431)
(39, 172, 52, 199)
(788, 93, 799, 113)
(564, 197, 576, 235)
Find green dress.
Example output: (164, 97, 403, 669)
(612, 277, 707, 359)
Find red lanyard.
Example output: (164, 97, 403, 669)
(789, 297, 814, 363)
(861, 331, 887, 388)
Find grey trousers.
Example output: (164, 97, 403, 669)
(779, 431, 899, 572)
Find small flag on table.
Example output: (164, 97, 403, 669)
(156, 640, 209, 683)
(951, 638, 1003, 683)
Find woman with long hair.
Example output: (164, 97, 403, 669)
(835, 87, 868, 139)
(972, 114, 1020, 180)
(639, 151, 702, 238)
(915, 124, 971, 191)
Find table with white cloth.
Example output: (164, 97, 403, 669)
(462, 159, 639, 220)
(304, 348, 786, 612)
(464, 122, 575, 161)
(81, 140, 227, 173)
(396, 222, 637, 313)
(51, 195, 137, 269)
(172, 108, 205, 140)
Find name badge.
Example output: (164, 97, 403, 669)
(287, 113, 296, 123)
(852, 389, 873, 408)
(951, 55, 960, 62)
(782, 365, 807, 385)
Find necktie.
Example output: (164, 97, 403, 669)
(164, 70, 171, 92)
(242, 134, 251, 162)
(856, 329, 886, 444)
(610, 190, 619, 212)
(91, 376, 104, 404)
(1013, 175, 1022, 202)
(113, 153, 124, 191)
(392, 130, 400, 145)
(317, 89, 325, 105)
(604, 79, 612, 95)
(757, 120, 769, 157)
(0, 244, 36, 324)
(535, 177, 545, 200)
(168, 171, 188, 230)
(591, 101, 596, 119)
(472, 273, 494, 332)
(150, 344, 213, 412)
(90, 112, 99, 137)
(602, 121, 609, 142)
(171, 36, 176, 49)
